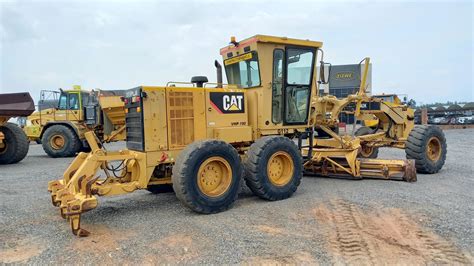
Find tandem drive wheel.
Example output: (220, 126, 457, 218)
(243, 136, 302, 201)
(172, 140, 242, 214)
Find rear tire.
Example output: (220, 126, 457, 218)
(354, 126, 379, 159)
(41, 125, 81, 158)
(172, 140, 242, 214)
(243, 136, 302, 201)
(0, 122, 30, 164)
(406, 125, 447, 174)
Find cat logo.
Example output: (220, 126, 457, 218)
(210, 92, 245, 114)
(223, 95, 243, 111)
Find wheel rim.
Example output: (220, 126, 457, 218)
(197, 156, 232, 197)
(360, 145, 374, 157)
(426, 136, 442, 162)
(50, 134, 65, 150)
(267, 151, 294, 186)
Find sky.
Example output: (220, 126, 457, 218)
(0, 0, 473, 105)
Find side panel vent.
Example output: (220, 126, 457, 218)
(125, 88, 144, 151)
(168, 91, 194, 148)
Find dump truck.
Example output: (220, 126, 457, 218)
(0, 93, 35, 164)
(48, 35, 446, 236)
(24, 86, 126, 158)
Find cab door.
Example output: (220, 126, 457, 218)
(55, 91, 83, 122)
(66, 91, 83, 121)
(282, 47, 316, 125)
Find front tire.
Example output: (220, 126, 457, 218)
(243, 136, 302, 201)
(0, 122, 30, 164)
(172, 140, 242, 214)
(406, 125, 447, 174)
(41, 125, 81, 158)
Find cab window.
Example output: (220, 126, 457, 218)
(272, 49, 284, 123)
(58, 93, 68, 110)
(69, 93, 80, 110)
(287, 48, 314, 85)
(284, 48, 315, 124)
(57, 92, 80, 110)
(224, 52, 261, 88)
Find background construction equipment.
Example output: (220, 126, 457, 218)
(24, 86, 126, 158)
(0, 93, 35, 164)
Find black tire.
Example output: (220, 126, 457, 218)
(35, 139, 42, 144)
(172, 140, 242, 214)
(243, 136, 302, 201)
(41, 125, 81, 158)
(0, 122, 30, 164)
(80, 144, 92, 153)
(354, 126, 379, 159)
(147, 184, 174, 194)
(405, 125, 447, 174)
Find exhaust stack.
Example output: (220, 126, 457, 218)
(214, 60, 223, 88)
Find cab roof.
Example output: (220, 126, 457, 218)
(220, 35, 323, 55)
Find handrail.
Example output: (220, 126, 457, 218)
(166, 81, 195, 87)
(203, 82, 232, 88)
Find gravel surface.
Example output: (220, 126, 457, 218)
(0, 129, 473, 264)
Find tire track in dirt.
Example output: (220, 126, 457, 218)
(327, 199, 376, 265)
(415, 230, 471, 264)
(314, 199, 472, 265)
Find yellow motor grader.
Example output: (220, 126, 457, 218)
(48, 35, 446, 236)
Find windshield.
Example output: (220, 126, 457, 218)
(224, 52, 260, 88)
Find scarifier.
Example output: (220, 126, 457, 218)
(48, 35, 446, 236)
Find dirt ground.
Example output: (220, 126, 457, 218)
(0, 129, 473, 264)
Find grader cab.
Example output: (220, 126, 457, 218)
(48, 35, 446, 236)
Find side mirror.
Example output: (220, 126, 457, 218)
(319, 61, 331, 85)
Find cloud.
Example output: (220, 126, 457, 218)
(0, 3, 41, 42)
(0, 0, 472, 103)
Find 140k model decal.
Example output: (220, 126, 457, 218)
(210, 92, 245, 114)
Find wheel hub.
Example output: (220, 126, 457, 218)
(50, 135, 65, 150)
(361, 145, 374, 157)
(267, 151, 294, 186)
(197, 156, 232, 197)
(426, 136, 441, 162)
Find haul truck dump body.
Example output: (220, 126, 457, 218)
(48, 35, 445, 236)
(0, 93, 35, 164)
